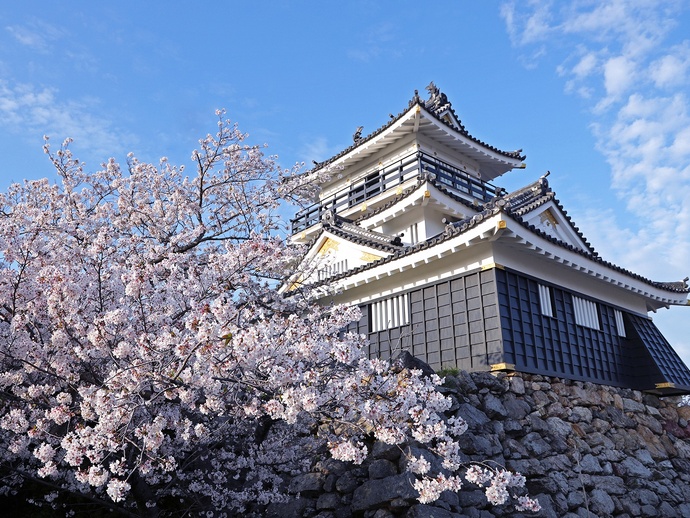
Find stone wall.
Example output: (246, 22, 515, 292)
(263, 370, 690, 518)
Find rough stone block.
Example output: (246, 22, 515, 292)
(589, 488, 615, 516)
(289, 472, 326, 495)
(316, 492, 341, 510)
(369, 459, 398, 480)
(482, 393, 508, 419)
(351, 472, 418, 512)
(335, 471, 360, 494)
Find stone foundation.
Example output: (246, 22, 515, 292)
(262, 371, 690, 517)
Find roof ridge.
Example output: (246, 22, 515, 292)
(321, 210, 403, 252)
(310, 205, 689, 295)
(306, 84, 525, 174)
(502, 173, 596, 255)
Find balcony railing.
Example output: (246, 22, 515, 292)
(291, 151, 500, 234)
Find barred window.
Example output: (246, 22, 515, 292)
(370, 293, 409, 332)
(538, 284, 554, 318)
(317, 259, 348, 281)
(572, 295, 600, 330)
(614, 309, 626, 337)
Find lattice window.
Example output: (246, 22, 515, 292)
(572, 295, 600, 330)
(370, 293, 409, 332)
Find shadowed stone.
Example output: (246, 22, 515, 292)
(351, 472, 418, 512)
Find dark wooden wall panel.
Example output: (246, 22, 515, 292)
(351, 269, 501, 372)
(343, 266, 689, 392)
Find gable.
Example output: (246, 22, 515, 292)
(286, 231, 390, 290)
(519, 201, 591, 252)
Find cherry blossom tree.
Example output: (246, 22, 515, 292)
(0, 113, 539, 516)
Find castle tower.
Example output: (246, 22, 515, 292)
(287, 84, 690, 395)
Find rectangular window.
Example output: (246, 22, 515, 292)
(614, 309, 626, 337)
(538, 284, 554, 318)
(572, 295, 600, 330)
(370, 293, 409, 332)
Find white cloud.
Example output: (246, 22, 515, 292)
(572, 52, 597, 78)
(501, 0, 690, 363)
(603, 56, 636, 98)
(5, 20, 66, 52)
(0, 80, 136, 165)
(649, 43, 690, 88)
(670, 126, 690, 158)
(500, 0, 555, 47)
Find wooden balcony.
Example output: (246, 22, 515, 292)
(291, 151, 501, 235)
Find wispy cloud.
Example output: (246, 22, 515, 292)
(500, 0, 690, 276)
(500, 0, 690, 359)
(347, 22, 402, 63)
(5, 20, 66, 53)
(0, 80, 136, 165)
(298, 136, 344, 167)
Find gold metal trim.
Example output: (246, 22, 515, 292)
(491, 363, 516, 372)
(655, 382, 676, 389)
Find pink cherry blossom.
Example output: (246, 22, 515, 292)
(0, 114, 539, 515)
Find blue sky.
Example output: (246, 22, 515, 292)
(1, 1, 690, 366)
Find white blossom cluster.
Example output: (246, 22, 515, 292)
(0, 115, 538, 515)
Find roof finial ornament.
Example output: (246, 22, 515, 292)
(538, 171, 551, 192)
(353, 126, 364, 142)
(321, 209, 335, 224)
(425, 81, 449, 112)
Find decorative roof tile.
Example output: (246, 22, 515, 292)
(422, 82, 524, 161)
(307, 84, 525, 174)
(320, 210, 404, 253)
(307, 182, 689, 295)
(501, 173, 596, 254)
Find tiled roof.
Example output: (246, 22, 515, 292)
(307, 84, 525, 174)
(419, 83, 525, 161)
(310, 180, 689, 295)
(502, 174, 596, 255)
(351, 171, 479, 225)
(319, 210, 404, 253)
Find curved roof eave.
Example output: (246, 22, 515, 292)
(313, 207, 689, 302)
(306, 89, 526, 180)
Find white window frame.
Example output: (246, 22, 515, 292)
(371, 293, 409, 332)
(408, 223, 419, 245)
(538, 284, 554, 318)
(572, 295, 600, 330)
(317, 258, 348, 281)
(614, 309, 626, 337)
